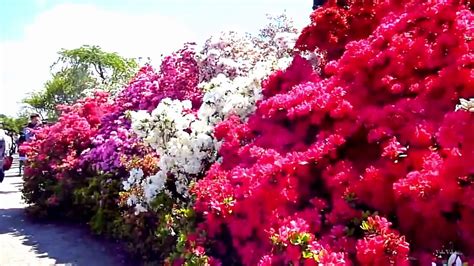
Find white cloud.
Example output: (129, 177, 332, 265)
(0, 3, 195, 117)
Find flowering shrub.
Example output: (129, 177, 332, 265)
(196, 13, 300, 123)
(76, 56, 201, 258)
(197, 13, 297, 84)
(80, 66, 159, 174)
(127, 99, 213, 204)
(22, 92, 115, 218)
(107, 14, 302, 263)
(81, 48, 202, 172)
(122, 13, 300, 212)
(21, 2, 474, 264)
(192, 0, 474, 265)
(20, 12, 303, 265)
(80, 114, 144, 174)
(159, 44, 202, 108)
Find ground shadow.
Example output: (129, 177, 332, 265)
(0, 208, 133, 266)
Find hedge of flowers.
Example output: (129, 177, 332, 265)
(22, 92, 116, 218)
(22, 14, 300, 263)
(21, 1, 474, 265)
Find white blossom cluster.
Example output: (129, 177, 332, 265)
(122, 168, 148, 214)
(198, 56, 293, 126)
(197, 13, 298, 84)
(124, 98, 216, 212)
(197, 31, 259, 83)
(455, 98, 474, 112)
(195, 13, 298, 125)
(446, 252, 462, 266)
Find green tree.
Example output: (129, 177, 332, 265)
(53, 45, 138, 90)
(23, 45, 138, 120)
(0, 114, 28, 133)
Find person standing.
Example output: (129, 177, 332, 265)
(4, 130, 12, 156)
(24, 113, 42, 142)
(0, 122, 6, 182)
(18, 113, 42, 147)
(8, 131, 17, 154)
(18, 114, 42, 176)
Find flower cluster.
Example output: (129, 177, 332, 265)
(198, 56, 293, 127)
(456, 98, 474, 112)
(158, 44, 202, 108)
(357, 216, 409, 265)
(81, 57, 199, 174)
(296, 0, 394, 61)
(115, 49, 200, 113)
(193, 0, 474, 264)
(22, 91, 115, 217)
(126, 98, 215, 207)
(80, 113, 144, 173)
(197, 13, 298, 84)
(20, 2, 474, 264)
(75, 52, 202, 258)
(121, 14, 301, 213)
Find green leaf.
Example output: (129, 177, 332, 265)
(302, 250, 314, 259)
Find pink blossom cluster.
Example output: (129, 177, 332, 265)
(22, 92, 115, 209)
(81, 47, 202, 173)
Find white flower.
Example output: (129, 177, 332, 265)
(130, 110, 150, 123)
(122, 181, 131, 191)
(123, 168, 144, 191)
(130, 168, 144, 180)
(127, 194, 138, 206)
(456, 98, 474, 112)
(181, 100, 192, 110)
(175, 174, 190, 198)
(190, 120, 211, 133)
(134, 204, 147, 215)
(448, 252, 462, 266)
(277, 57, 293, 70)
(183, 160, 203, 175)
(143, 171, 167, 202)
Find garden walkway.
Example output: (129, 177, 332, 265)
(0, 155, 129, 266)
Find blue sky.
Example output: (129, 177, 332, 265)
(0, 0, 312, 116)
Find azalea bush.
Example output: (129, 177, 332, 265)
(19, 2, 474, 265)
(22, 91, 115, 218)
(20, 49, 201, 260)
(123, 13, 299, 203)
(75, 48, 202, 257)
(190, 0, 474, 265)
(81, 45, 202, 174)
(118, 14, 300, 262)
(22, 13, 301, 263)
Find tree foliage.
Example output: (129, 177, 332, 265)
(53, 45, 138, 90)
(23, 45, 138, 120)
(0, 114, 28, 133)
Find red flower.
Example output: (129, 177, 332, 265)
(193, 0, 474, 264)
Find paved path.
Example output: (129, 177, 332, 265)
(0, 156, 130, 266)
